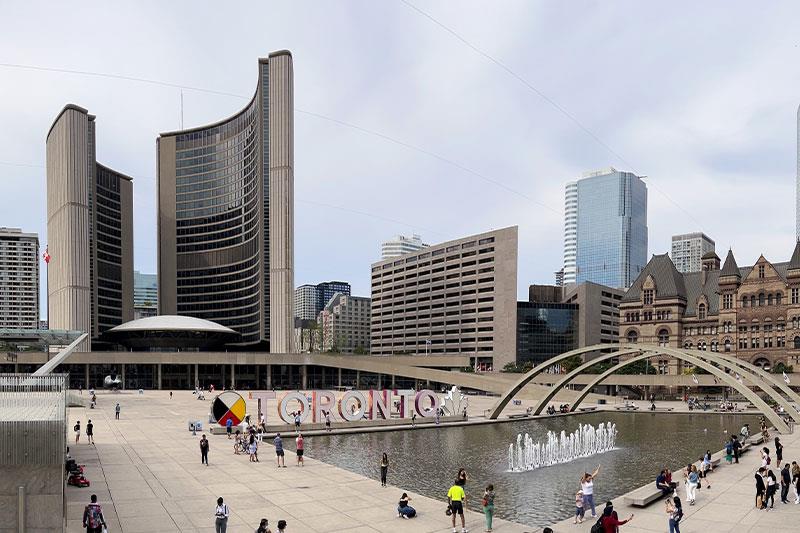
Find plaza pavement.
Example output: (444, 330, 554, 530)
(551, 409, 800, 533)
(65, 390, 531, 533)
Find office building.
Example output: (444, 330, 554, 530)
(133, 271, 158, 319)
(319, 293, 371, 353)
(516, 300, 577, 367)
(563, 168, 648, 289)
(157, 51, 294, 351)
(46, 105, 134, 348)
(294, 281, 351, 321)
(554, 267, 564, 287)
(0, 227, 39, 329)
(381, 234, 429, 260)
(371, 226, 518, 369)
(620, 243, 800, 372)
(562, 281, 624, 353)
(671, 232, 715, 273)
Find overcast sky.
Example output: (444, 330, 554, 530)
(1, 1, 799, 317)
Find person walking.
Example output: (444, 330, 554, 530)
(170, 391, 173, 400)
(82, 494, 107, 533)
(86, 419, 94, 445)
(295, 433, 304, 467)
(447, 479, 467, 533)
(115, 403, 121, 420)
(580, 465, 601, 517)
(214, 497, 229, 532)
(732, 435, 741, 464)
(200, 434, 209, 465)
(274, 433, 285, 468)
(249, 436, 259, 463)
(780, 463, 791, 504)
(380, 453, 389, 487)
(774, 437, 783, 468)
(725, 438, 733, 464)
(256, 518, 272, 533)
(74, 420, 81, 444)
(483, 483, 495, 532)
(665, 496, 683, 533)
(226, 418, 233, 439)
(685, 465, 699, 505)
(324, 411, 331, 432)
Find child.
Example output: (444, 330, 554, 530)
(575, 489, 585, 524)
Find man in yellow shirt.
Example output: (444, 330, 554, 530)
(447, 483, 467, 533)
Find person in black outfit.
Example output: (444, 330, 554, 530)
(780, 463, 791, 503)
(755, 468, 766, 509)
(765, 470, 778, 508)
(200, 434, 209, 466)
(774, 437, 783, 468)
(731, 435, 741, 464)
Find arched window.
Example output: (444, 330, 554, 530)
(711, 340, 718, 352)
(658, 329, 669, 347)
(698, 303, 706, 320)
(794, 336, 800, 350)
(777, 292, 783, 305)
(626, 330, 638, 343)
(698, 340, 706, 351)
(684, 341, 693, 349)
(742, 296, 749, 308)
(759, 293, 765, 306)
(751, 295, 756, 307)
(724, 338, 731, 352)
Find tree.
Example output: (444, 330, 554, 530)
(615, 359, 657, 375)
(772, 361, 794, 374)
(353, 346, 368, 355)
(561, 355, 583, 372)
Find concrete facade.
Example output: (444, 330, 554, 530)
(319, 293, 370, 353)
(294, 285, 319, 321)
(671, 231, 715, 273)
(562, 281, 624, 354)
(157, 52, 294, 352)
(0, 228, 39, 329)
(370, 226, 518, 369)
(46, 105, 134, 349)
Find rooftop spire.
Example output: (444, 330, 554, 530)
(720, 249, 740, 278)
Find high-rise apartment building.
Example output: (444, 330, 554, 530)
(46, 105, 134, 347)
(671, 232, 715, 273)
(563, 168, 648, 289)
(133, 271, 158, 319)
(294, 281, 351, 321)
(371, 226, 518, 369)
(381, 234, 429, 260)
(157, 52, 294, 351)
(319, 293, 371, 353)
(554, 268, 565, 287)
(0, 227, 39, 329)
(294, 285, 319, 322)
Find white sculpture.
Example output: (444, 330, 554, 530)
(441, 386, 469, 416)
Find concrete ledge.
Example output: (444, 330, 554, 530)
(208, 415, 464, 436)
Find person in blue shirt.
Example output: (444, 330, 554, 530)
(274, 433, 286, 468)
(656, 470, 673, 497)
(226, 418, 233, 439)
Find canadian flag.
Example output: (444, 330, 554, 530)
(43, 246, 51, 264)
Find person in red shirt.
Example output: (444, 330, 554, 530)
(601, 502, 633, 533)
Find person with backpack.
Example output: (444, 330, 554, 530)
(82, 494, 106, 533)
(214, 497, 229, 533)
(595, 502, 632, 533)
(665, 496, 683, 533)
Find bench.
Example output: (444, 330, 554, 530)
(624, 484, 669, 507)
(614, 405, 639, 411)
(578, 407, 597, 412)
(507, 413, 530, 419)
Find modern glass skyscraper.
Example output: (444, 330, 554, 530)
(562, 168, 648, 289)
(157, 52, 294, 351)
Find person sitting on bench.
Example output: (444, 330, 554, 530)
(656, 470, 674, 497)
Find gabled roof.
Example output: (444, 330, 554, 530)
(788, 240, 800, 271)
(720, 249, 740, 278)
(622, 254, 686, 303)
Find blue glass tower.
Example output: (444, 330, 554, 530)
(563, 168, 647, 289)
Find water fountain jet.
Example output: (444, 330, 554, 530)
(507, 422, 618, 471)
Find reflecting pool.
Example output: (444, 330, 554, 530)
(291, 412, 759, 527)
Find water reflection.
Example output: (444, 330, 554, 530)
(292, 412, 759, 527)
